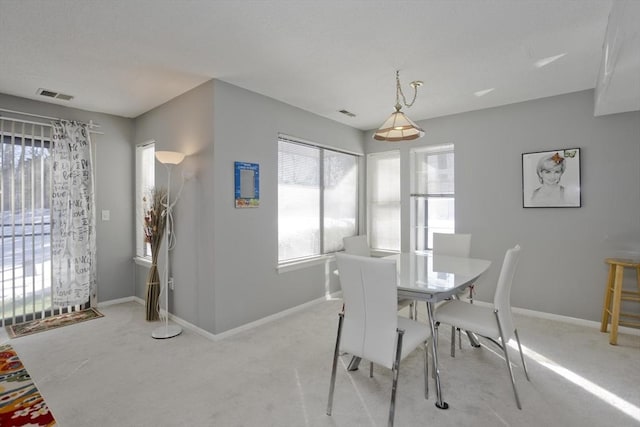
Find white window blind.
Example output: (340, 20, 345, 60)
(278, 136, 358, 263)
(0, 119, 52, 325)
(135, 142, 155, 258)
(367, 151, 400, 252)
(411, 144, 455, 251)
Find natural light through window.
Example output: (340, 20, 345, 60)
(367, 151, 401, 252)
(135, 141, 155, 259)
(510, 341, 640, 422)
(474, 88, 495, 97)
(410, 144, 455, 251)
(278, 136, 358, 263)
(534, 53, 567, 68)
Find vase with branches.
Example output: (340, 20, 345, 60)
(143, 187, 167, 321)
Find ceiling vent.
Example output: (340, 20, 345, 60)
(338, 109, 356, 117)
(37, 88, 74, 101)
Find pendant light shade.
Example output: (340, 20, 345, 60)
(373, 70, 425, 142)
(373, 109, 425, 141)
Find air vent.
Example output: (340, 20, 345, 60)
(338, 109, 356, 118)
(37, 88, 74, 101)
(55, 93, 74, 101)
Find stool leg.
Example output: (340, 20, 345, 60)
(609, 265, 624, 345)
(600, 265, 615, 332)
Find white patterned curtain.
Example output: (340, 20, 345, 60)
(50, 121, 96, 308)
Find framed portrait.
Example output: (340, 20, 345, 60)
(234, 161, 260, 208)
(522, 148, 581, 208)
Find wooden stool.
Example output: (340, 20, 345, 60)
(600, 258, 640, 345)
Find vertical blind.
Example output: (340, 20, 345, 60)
(0, 118, 53, 326)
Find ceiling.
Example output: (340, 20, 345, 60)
(0, 0, 638, 131)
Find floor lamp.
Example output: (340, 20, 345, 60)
(152, 150, 185, 339)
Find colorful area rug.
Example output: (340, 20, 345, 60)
(7, 308, 103, 339)
(0, 343, 57, 426)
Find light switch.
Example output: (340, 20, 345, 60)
(101, 210, 110, 221)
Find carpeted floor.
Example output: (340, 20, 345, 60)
(1, 300, 638, 426)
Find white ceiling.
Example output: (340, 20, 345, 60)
(0, 0, 637, 131)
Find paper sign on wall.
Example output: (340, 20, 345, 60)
(234, 161, 260, 208)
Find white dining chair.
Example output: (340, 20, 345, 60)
(327, 253, 430, 427)
(433, 232, 471, 258)
(434, 244, 530, 409)
(343, 235, 371, 256)
(343, 235, 416, 319)
(432, 232, 472, 352)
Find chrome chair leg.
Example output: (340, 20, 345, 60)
(431, 325, 438, 379)
(326, 313, 344, 416)
(347, 356, 361, 371)
(424, 340, 429, 399)
(389, 328, 405, 427)
(450, 326, 456, 357)
(514, 329, 530, 381)
(466, 330, 481, 348)
(494, 310, 522, 410)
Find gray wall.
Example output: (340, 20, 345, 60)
(0, 93, 136, 303)
(134, 80, 216, 330)
(5, 86, 636, 334)
(367, 90, 640, 322)
(134, 79, 363, 334)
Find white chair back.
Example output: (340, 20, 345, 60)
(335, 253, 398, 369)
(433, 233, 471, 257)
(493, 245, 521, 340)
(343, 235, 371, 257)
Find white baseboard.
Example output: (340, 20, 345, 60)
(101, 293, 639, 340)
(97, 296, 138, 307)
(117, 292, 342, 342)
(471, 300, 640, 337)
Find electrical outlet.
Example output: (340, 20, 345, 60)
(168, 277, 175, 290)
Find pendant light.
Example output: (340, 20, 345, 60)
(373, 70, 425, 142)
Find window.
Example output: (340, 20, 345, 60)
(135, 142, 155, 259)
(367, 151, 400, 252)
(278, 136, 358, 263)
(1, 124, 52, 323)
(410, 144, 455, 251)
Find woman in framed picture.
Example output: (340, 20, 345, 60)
(531, 152, 566, 204)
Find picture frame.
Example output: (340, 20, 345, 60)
(522, 148, 581, 208)
(234, 161, 260, 208)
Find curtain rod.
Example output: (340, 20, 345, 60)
(0, 109, 104, 135)
(0, 107, 101, 128)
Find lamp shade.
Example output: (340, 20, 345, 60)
(155, 151, 186, 165)
(373, 111, 425, 142)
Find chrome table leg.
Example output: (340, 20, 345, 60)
(426, 301, 449, 409)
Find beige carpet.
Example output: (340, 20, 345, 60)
(1, 300, 638, 426)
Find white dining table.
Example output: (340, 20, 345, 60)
(389, 252, 491, 409)
(346, 252, 491, 409)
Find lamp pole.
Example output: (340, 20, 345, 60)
(152, 151, 185, 339)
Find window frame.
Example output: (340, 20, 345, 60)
(135, 141, 155, 263)
(366, 150, 401, 253)
(410, 144, 455, 252)
(277, 135, 360, 268)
